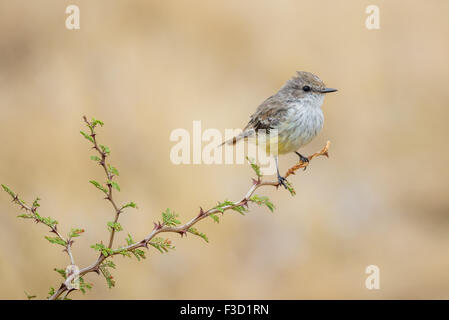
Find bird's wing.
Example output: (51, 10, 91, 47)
(244, 95, 290, 133)
(222, 95, 290, 146)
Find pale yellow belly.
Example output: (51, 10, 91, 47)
(252, 109, 324, 155)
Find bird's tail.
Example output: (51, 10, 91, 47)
(219, 129, 254, 147)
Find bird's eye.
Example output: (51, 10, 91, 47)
(302, 85, 311, 92)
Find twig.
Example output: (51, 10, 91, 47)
(83, 116, 122, 249)
(284, 141, 330, 178)
(5, 193, 75, 266)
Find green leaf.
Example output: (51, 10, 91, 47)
(188, 227, 209, 243)
(79, 276, 93, 294)
(108, 180, 120, 192)
(122, 235, 145, 260)
(103, 260, 116, 269)
(100, 144, 110, 155)
(115, 248, 131, 258)
(162, 208, 181, 227)
(125, 233, 134, 245)
(80, 131, 94, 143)
(149, 237, 174, 253)
(38, 215, 58, 228)
(54, 268, 67, 279)
(90, 155, 101, 162)
(122, 202, 137, 210)
(246, 157, 262, 178)
(32, 197, 41, 208)
(214, 200, 234, 213)
(89, 180, 108, 194)
(17, 213, 34, 219)
(215, 200, 248, 215)
(108, 165, 119, 176)
(47, 287, 55, 299)
(131, 249, 146, 261)
(250, 195, 275, 212)
(99, 262, 115, 288)
(285, 180, 296, 196)
(91, 118, 104, 127)
(1, 184, 16, 199)
(124, 235, 145, 261)
(1, 184, 27, 206)
(231, 205, 248, 215)
(44, 236, 67, 247)
(90, 243, 114, 257)
(107, 221, 123, 232)
(69, 228, 84, 238)
(209, 214, 220, 223)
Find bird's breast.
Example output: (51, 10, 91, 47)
(276, 103, 324, 154)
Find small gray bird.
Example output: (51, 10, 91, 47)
(224, 71, 337, 188)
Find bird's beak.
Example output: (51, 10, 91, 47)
(320, 88, 338, 93)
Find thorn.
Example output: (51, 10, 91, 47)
(140, 239, 149, 248)
(178, 229, 187, 237)
(198, 207, 205, 217)
(153, 221, 162, 230)
(251, 178, 259, 185)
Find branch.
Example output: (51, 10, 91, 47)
(48, 135, 331, 300)
(3, 116, 330, 300)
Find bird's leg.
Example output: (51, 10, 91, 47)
(275, 156, 288, 189)
(295, 151, 309, 170)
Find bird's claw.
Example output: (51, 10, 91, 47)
(277, 175, 288, 189)
(299, 154, 309, 164)
(296, 153, 309, 171)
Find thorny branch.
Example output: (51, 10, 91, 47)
(49, 142, 330, 299)
(3, 191, 76, 266)
(82, 116, 122, 250)
(2, 116, 330, 300)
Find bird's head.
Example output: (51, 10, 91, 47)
(283, 71, 337, 100)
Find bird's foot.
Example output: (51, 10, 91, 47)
(277, 175, 288, 189)
(295, 152, 309, 171)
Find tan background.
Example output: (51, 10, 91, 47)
(1, 0, 449, 299)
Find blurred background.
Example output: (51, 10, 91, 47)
(1, 0, 448, 299)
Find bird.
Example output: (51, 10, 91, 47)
(223, 71, 337, 189)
